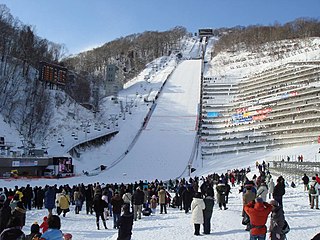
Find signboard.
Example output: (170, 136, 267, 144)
(12, 160, 38, 167)
(54, 157, 73, 173)
(207, 112, 220, 118)
(39, 61, 67, 85)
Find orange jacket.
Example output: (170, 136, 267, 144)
(244, 201, 272, 235)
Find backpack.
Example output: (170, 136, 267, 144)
(309, 184, 316, 195)
(282, 220, 290, 235)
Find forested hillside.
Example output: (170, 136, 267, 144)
(0, 2, 318, 150)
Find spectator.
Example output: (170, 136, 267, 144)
(122, 189, 132, 209)
(40, 215, 63, 240)
(244, 197, 272, 240)
(149, 195, 158, 214)
(0, 216, 25, 240)
(93, 191, 108, 230)
(73, 187, 82, 214)
(40, 216, 49, 233)
(131, 187, 144, 221)
(242, 183, 256, 231)
(0, 198, 12, 233)
(256, 182, 268, 202)
(117, 204, 134, 240)
(84, 184, 94, 215)
(26, 222, 41, 240)
(268, 178, 275, 199)
(111, 192, 124, 229)
(56, 190, 70, 217)
(158, 186, 167, 214)
(269, 199, 286, 240)
(315, 174, 320, 185)
(44, 186, 56, 216)
(309, 176, 319, 209)
(302, 174, 310, 191)
(273, 176, 285, 207)
(182, 185, 193, 213)
(12, 201, 26, 229)
(216, 179, 228, 210)
(203, 189, 214, 234)
(191, 192, 205, 236)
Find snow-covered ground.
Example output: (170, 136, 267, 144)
(8, 168, 320, 240)
(1, 36, 320, 239)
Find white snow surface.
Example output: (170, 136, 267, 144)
(1, 37, 320, 239)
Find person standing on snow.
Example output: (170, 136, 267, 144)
(309, 176, 319, 209)
(150, 195, 158, 214)
(73, 187, 82, 214)
(302, 173, 310, 192)
(111, 192, 124, 229)
(56, 190, 70, 217)
(203, 188, 214, 234)
(242, 183, 256, 231)
(191, 192, 205, 236)
(117, 204, 134, 240)
(122, 188, 132, 209)
(216, 179, 228, 210)
(93, 191, 108, 230)
(158, 186, 167, 214)
(269, 199, 286, 240)
(44, 186, 56, 216)
(268, 178, 275, 200)
(84, 184, 94, 215)
(244, 197, 272, 240)
(256, 182, 268, 202)
(273, 176, 285, 207)
(182, 185, 194, 213)
(131, 187, 144, 221)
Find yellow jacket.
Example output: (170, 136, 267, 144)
(57, 193, 70, 210)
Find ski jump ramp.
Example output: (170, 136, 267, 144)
(107, 59, 202, 181)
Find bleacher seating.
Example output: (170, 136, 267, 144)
(200, 61, 320, 157)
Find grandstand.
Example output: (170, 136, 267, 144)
(200, 61, 320, 157)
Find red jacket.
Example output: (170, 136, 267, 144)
(316, 176, 320, 184)
(244, 201, 272, 235)
(40, 216, 49, 233)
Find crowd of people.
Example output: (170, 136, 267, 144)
(0, 163, 320, 239)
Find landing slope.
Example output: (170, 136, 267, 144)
(106, 59, 202, 181)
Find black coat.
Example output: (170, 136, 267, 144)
(216, 184, 227, 204)
(269, 206, 286, 240)
(182, 188, 194, 205)
(0, 227, 25, 240)
(0, 202, 11, 232)
(132, 190, 144, 205)
(117, 212, 134, 240)
(85, 186, 94, 201)
(302, 175, 309, 185)
(273, 183, 285, 197)
(111, 195, 124, 214)
(203, 196, 214, 216)
(93, 194, 107, 213)
(12, 207, 26, 227)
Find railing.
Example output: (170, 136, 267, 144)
(268, 160, 320, 184)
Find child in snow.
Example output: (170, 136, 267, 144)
(40, 216, 49, 233)
(150, 195, 158, 214)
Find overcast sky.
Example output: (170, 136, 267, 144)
(1, 0, 319, 55)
